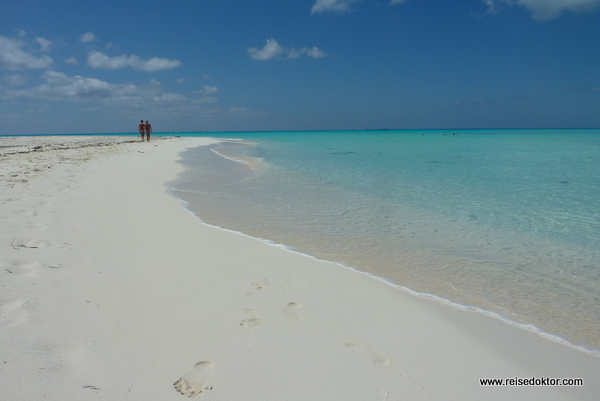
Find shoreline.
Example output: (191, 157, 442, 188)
(189, 222, 600, 357)
(1, 136, 598, 400)
(173, 181, 600, 358)
(172, 136, 600, 354)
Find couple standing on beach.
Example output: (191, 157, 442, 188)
(138, 120, 152, 142)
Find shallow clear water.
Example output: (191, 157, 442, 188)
(170, 129, 600, 351)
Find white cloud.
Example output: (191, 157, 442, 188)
(191, 96, 218, 105)
(311, 0, 363, 14)
(3, 74, 27, 87)
(483, 0, 500, 14)
(79, 32, 97, 43)
(302, 47, 326, 59)
(0, 36, 54, 70)
(192, 85, 219, 105)
(288, 46, 326, 59)
(248, 39, 284, 61)
(141, 56, 182, 71)
(390, 0, 411, 4)
(35, 37, 53, 52)
(7, 71, 113, 100)
(86, 51, 181, 71)
(194, 85, 219, 95)
(286, 48, 302, 59)
(229, 107, 250, 114)
(248, 39, 326, 61)
(486, 0, 600, 20)
(86, 51, 130, 69)
(176, 78, 186, 84)
(64, 57, 79, 65)
(6, 71, 189, 108)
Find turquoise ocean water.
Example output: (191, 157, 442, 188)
(169, 129, 600, 352)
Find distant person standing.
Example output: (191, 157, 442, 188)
(138, 120, 145, 141)
(144, 120, 152, 142)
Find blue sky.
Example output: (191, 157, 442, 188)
(1, 0, 599, 135)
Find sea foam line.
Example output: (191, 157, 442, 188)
(166, 184, 600, 357)
(209, 147, 265, 170)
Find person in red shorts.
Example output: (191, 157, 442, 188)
(138, 120, 145, 141)
(144, 120, 152, 142)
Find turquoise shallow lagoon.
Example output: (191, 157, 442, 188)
(170, 129, 600, 351)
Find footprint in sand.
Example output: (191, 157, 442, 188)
(173, 361, 214, 398)
(372, 352, 396, 370)
(12, 260, 43, 277)
(240, 309, 262, 328)
(282, 302, 304, 322)
(251, 280, 269, 291)
(13, 239, 49, 249)
(345, 343, 397, 371)
(372, 388, 389, 400)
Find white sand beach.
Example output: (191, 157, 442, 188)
(1, 135, 598, 401)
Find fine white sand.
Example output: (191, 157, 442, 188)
(1, 135, 598, 401)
